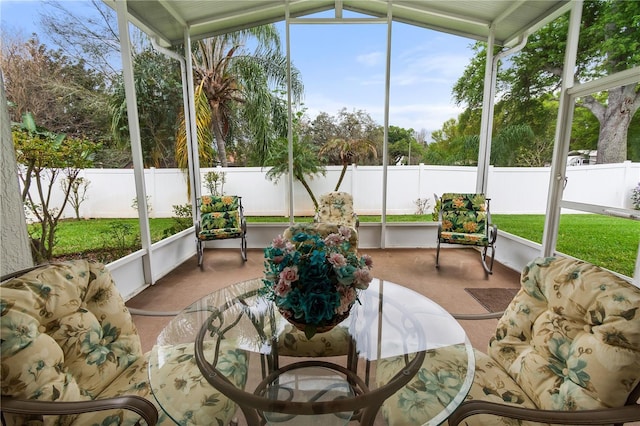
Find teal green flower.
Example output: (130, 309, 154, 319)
(1, 316, 38, 355)
(547, 336, 590, 387)
(81, 323, 120, 366)
(417, 368, 461, 405)
(217, 349, 248, 385)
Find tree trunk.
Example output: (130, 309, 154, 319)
(583, 85, 640, 164)
(210, 105, 228, 167)
(334, 164, 348, 191)
(296, 173, 319, 211)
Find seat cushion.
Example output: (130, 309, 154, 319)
(488, 257, 640, 412)
(441, 210, 487, 235)
(377, 347, 540, 426)
(199, 210, 242, 240)
(276, 323, 351, 357)
(146, 340, 249, 426)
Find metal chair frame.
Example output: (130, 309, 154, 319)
(196, 195, 247, 268)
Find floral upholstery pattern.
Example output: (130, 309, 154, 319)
(438, 193, 488, 246)
(315, 192, 359, 228)
(376, 344, 479, 426)
(275, 323, 351, 357)
(0, 260, 247, 426)
(198, 195, 244, 241)
(149, 340, 248, 425)
(378, 257, 640, 426)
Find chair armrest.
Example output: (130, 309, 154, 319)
(452, 312, 504, 320)
(128, 307, 180, 316)
(448, 400, 640, 426)
(1, 395, 158, 426)
(488, 223, 498, 244)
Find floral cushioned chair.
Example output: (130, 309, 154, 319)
(196, 195, 247, 268)
(436, 193, 497, 274)
(0, 260, 248, 426)
(376, 256, 640, 426)
(315, 191, 359, 229)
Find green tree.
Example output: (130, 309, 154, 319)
(191, 26, 304, 166)
(1, 35, 111, 141)
(265, 117, 326, 211)
(13, 113, 98, 262)
(319, 137, 377, 191)
(387, 126, 425, 165)
(454, 1, 640, 164)
(110, 48, 184, 167)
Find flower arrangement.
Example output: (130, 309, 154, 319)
(262, 226, 373, 338)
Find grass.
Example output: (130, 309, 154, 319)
(37, 214, 638, 277)
(492, 214, 639, 277)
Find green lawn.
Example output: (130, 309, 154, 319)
(37, 214, 638, 277)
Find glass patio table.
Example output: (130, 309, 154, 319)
(149, 278, 474, 425)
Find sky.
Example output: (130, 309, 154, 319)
(0, 0, 476, 139)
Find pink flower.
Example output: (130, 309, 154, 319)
(328, 252, 347, 267)
(324, 233, 343, 246)
(353, 268, 372, 290)
(272, 255, 284, 264)
(279, 266, 298, 284)
(275, 279, 291, 296)
(336, 286, 357, 315)
(338, 226, 351, 238)
(272, 235, 287, 249)
(361, 254, 373, 268)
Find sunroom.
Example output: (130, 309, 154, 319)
(1, 1, 640, 425)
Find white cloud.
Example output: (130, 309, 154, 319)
(356, 51, 384, 67)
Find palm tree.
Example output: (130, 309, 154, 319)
(319, 138, 377, 191)
(265, 135, 325, 211)
(190, 25, 303, 166)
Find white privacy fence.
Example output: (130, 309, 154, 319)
(26, 162, 640, 220)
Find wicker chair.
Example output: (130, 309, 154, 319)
(0, 260, 248, 426)
(377, 256, 640, 426)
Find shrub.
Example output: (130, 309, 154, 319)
(632, 182, 640, 210)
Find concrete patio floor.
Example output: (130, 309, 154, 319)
(127, 247, 522, 353)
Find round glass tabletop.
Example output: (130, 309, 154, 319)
(149, 278, 474, 426)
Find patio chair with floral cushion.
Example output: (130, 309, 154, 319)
(315, 191, 359, 229)
(377, 256, 640, 426)
(196, 194, 247, 268)
(435, 192, 497, 274)
(0, 260, 249, 426)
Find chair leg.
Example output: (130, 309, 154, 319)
(435, 240, 441, 268)
(481, 244, 495, 274)
(197, 239, 204, 269)
(241, 235, 247, 262)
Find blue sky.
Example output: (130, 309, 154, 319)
(1, 1, 476, 138)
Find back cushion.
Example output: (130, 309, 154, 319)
(440, 193, 486, 212)
(317, 192, 356, 226)
(1, 261, 143, 409)
(200, 195, 239, 213)
(488, 257, 640, 411)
